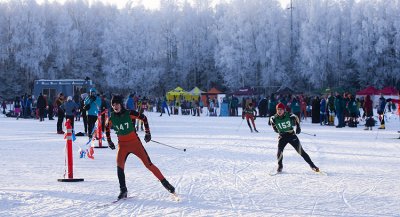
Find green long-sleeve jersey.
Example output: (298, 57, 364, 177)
(270, 112, 299, 134)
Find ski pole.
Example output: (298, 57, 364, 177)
(151, 140, 186, 152)
(302, 132, 316, 137)
(236, 118, 244, 131)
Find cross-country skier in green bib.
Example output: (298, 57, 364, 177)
(270, 102, 319, 173)
(105, 95, 176, 200)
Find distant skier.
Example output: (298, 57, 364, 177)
(242, 102, 258, 133)
(105, 95, 176, 200)
(269, 102, 319, 173)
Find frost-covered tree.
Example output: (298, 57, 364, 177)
(299, 0, 342, 89)
(177, 0, 217, 90)
(10, 0, 49, 92)
(0, 0, 399, 99)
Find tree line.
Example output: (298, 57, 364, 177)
(0, 0, 399, 98)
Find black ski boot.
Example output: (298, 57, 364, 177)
(161, 179, 175, 194)
(254, 129, 259, 133)
(277, 165, 283, 173)
(311, 166, 320, 172)
(118, 187, 128, 200)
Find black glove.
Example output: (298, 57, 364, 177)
(144, 133, 151, 143)
(386, 98, 392, 102)
(108, 140, 115, 150)
(254, 116, 257, 120)
(90, 95, 96, 101)
(296, 127, 301, 134)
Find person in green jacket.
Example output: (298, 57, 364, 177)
(270, 102, 319, 173)
(346, 94, 358, 127)
(106, 95, 176, 200)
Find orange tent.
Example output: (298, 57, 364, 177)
(201, 88, 223, 106)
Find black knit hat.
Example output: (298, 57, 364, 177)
(111, 94, 123, 105)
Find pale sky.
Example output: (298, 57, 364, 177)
(34, 0, 290, 10)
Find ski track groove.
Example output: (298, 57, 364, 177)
(340, 188, 353, 212)
(311, 178, 346, 216)
(339, 178, 383, 216)
(232, 163, 248, 210)
(234, 169, 259, 210)
(270, 171, 345, 216)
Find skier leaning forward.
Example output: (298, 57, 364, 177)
(242, 102, 258, 133)
(270, 102, 319, 173)
(105, 95, 176, 200)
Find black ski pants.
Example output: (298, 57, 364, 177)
(81, 111, 88, 134)
(277, 134, 315, 168)
(87, 115, 98, 138)
(57, 110, 65, 132)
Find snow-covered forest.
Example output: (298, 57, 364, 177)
(0, 0, 399, 98)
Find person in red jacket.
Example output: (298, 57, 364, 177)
(105, 95, 176, 200)
(363, 95, 374, 130)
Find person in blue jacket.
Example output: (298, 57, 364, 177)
(320, 97, 326, 125)
(377, 94, 386, 129)
(160, 97, 170, 116)
(126, 93, 135, 111)
(84, 88, 102, 139)
(61, 96, 79, 130)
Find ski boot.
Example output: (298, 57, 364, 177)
(118, 187, 128, 200)
(161, 179, 175, 194)
(378, 124, 385, 129)
(277, 165, 283, 173)
(254, 129, 259, 133)
(311, 166, 320, 173)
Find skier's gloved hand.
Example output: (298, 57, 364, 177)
(144, 133, 151, 143)
(296, 127, 301, 134)
(108, 140, 115, 150)
(254, 116, 257, 120)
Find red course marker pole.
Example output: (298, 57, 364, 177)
(58, 119, 84, 182)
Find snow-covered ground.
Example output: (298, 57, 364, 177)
(1, 111, 399, 217)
